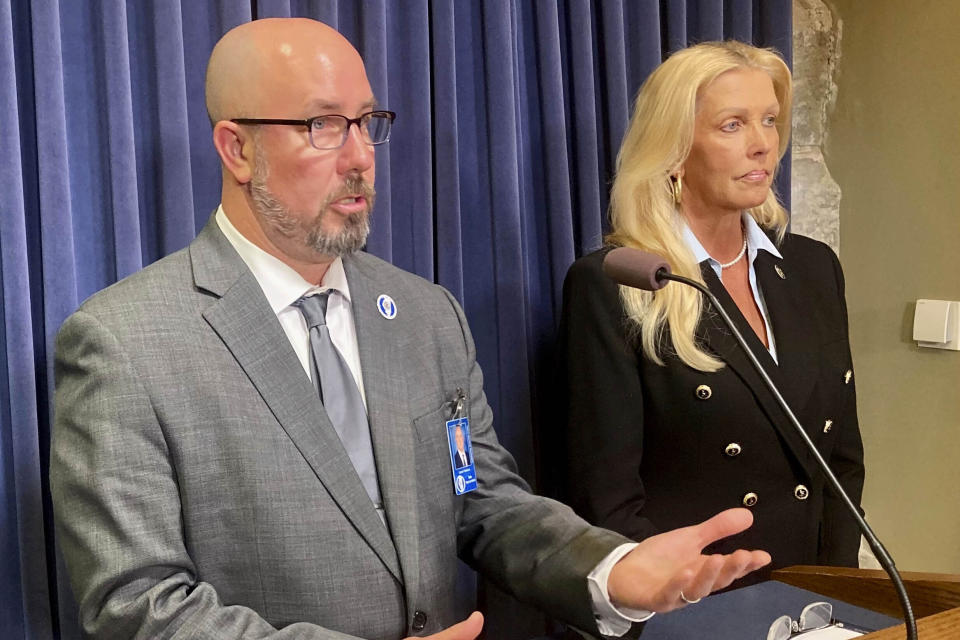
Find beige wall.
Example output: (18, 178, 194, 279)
(827, 0, 960, 572)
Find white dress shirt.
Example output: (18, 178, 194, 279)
(681, 212, 783, 361)
(216, 207, 366, 401)
(216, 205, 644, 635)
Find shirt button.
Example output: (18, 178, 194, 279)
(412, 610, 427, 631)
(695, 384, 712, 400)
(725, 443, 742, 457)
(795, 485, 810, 500)
(742, 492, 758, 507)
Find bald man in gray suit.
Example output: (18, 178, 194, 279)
(50, 18, 769, 640)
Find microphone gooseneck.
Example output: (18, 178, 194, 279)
(603, 247, 917, 640)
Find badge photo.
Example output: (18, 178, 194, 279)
(446, 417, 477, 495)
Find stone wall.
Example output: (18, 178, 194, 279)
(791, 0, 842, 253)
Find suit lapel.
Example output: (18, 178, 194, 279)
(190, 219, 401, 580)
(698, 264, 816, 479)
(754, 251, 819, 420)
(345, 254, 420, 616)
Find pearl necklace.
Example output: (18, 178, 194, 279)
(717, 238, 748, 269)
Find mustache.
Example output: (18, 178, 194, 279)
(327, 174, 376, 205)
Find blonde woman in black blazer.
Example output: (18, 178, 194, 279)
(553, 41, 865, 587)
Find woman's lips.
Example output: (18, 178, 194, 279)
(739, 170, 769, 182)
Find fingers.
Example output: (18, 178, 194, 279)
(411, 611, 484, 640)
(681, 553, 727, 603)
(607, 510, 770, 614)
(692, 508, 754, 548)
(667, 549, 772, 609)
(650, 566, 698, 613)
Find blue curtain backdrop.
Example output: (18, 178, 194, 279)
(0, 1, 791, 637)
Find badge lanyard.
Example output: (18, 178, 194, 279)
(446, 387, 477, 495)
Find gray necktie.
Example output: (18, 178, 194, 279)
(296, 292, 382, 509)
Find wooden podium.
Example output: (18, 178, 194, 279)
(773, 566, 960, 639)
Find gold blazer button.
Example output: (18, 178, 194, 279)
(724, 443, 742, 457)
(823, 419, 833, 434)
(742, 492, 758, 507)
(794, 485, 810, 500)
(695, 384, 712, 400)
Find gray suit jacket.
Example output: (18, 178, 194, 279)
(51, 217, 627, 640)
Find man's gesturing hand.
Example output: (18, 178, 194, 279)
(607, 508, 771, 613)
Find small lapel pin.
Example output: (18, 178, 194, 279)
(774, 265, 785, 280)
(377, 294, 397, 320)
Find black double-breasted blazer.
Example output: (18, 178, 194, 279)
(551, 234, 865, 585)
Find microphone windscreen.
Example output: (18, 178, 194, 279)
(602, 247, 671, 291)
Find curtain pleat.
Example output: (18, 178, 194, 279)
(100, 1, 142, 277)
(383, 0, 434, 278)
(1, 0, 48, 636)
(726, 0, 755, 40)
(1, 1, 791, 636)
(597, 0, 630, 189)
(28, 2, 73, 634)
(481, 0, 532, 466)
(148, 1, 196, 256)
(526, 2, 573, 317)
(430, 0, 464, 301)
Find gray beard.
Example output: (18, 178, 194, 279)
(249, 152, 374, 258)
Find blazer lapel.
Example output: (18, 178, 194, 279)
(698, 264, 816, 479)
(190, 219, 402, 581)
(345, 254, 421, 616)
(754, 251, 819, 421)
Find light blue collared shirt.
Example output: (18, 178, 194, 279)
(681, 212, 782, 362)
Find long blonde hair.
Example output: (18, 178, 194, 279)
(606, 40, 792, 371)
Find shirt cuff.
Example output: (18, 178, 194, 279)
(587, 543, 655, 636)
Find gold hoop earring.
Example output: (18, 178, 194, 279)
(670, 175, 682, 205)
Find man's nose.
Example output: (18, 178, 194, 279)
(338, 123, 375, 173)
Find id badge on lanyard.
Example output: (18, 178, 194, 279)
(446, 387, 477, 495)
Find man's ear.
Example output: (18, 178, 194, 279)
(213, 121, 254, 184)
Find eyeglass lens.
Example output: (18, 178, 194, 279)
(309, 113, 392, 149)
(799, 602, 833, 630)
(766, 615, 793, 640)
(766, 602, 833, 640)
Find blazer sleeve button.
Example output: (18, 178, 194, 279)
(695, 384, 712, 400)
(412, 610, 428, 631)
(724, 443, 742, 457)
(794, 485, 809, 500)
(742, 492, 758, 507)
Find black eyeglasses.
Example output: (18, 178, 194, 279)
(231, 110, 396, 150)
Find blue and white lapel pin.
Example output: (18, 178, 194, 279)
(377, 294, 397, 320)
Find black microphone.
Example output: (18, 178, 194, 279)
(602, 248, 671, 291)
(603, 246, 918, 640)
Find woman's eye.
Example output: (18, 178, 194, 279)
(721, 120, 741, 132)
(763, 115, 778, 126)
